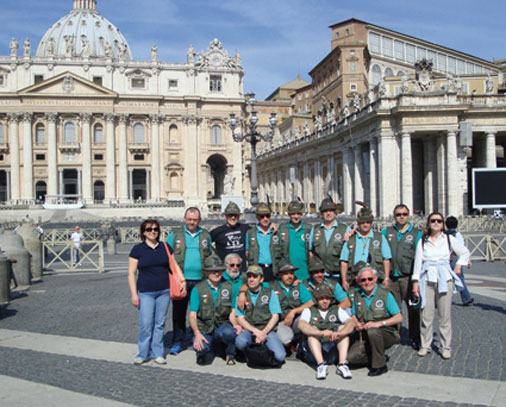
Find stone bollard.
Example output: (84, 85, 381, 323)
(16, 221, 43, 282)
(0, 230, 31, 288)
(0, 251, 11, 306)
(107, 236, 116, 256)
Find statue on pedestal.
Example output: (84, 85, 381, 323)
(10, 38, 19, 57)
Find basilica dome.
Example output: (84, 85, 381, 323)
(36, 0, 133, 60)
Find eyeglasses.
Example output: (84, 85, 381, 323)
(228, 263, 241, 268)
(145, 227, 160, 232)
(226, 214, 239, 218)
(395, 212, 409, 217)
(359, 277, 374, 282)
(430, 219, 443, 224)
(258, 214, 270, 219)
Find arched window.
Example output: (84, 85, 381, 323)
(211, 125, 221, 145)
(372, 64, 381, 86)
(64, 122, 76, 143)
(133, 123, 144, 143)
(384, 67, 394, 77)
(397, 70, 405, 76)
(35, 123, 45, 144)
(169, 124, 179, 144)
(93, 124, 103, 143)
(0, 123, 4, 143)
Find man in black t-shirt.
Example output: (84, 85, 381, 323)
(210, 202, 250, 272)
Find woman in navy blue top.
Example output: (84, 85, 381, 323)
(128, 219, 186, 364)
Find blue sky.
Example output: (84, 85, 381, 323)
(1, 0, 505, 99)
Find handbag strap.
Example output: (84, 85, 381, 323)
(163, 242, 174, 275)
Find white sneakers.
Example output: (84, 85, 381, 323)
(337, 363, 352, 379)
(154, 357, 167, 364)
(133, 357, 146, 365)
(316, 363, 328, 380)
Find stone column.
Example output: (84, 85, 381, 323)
(6, 170, 10, 202)
(183, 115, 200, 205)
(231, 127, 242, 196)
(342, 147, 353, 214)
(377, 132, 399, 218)
(77, 169, 82, 198)
(46, 113, 58, 198)
(353, 144, 363, 206)
(105, 113, 116, 202)
(8, 114, 20, 202)
(146, 169, 151, 201)
(327, 154, 335, 200)
(423, 139, 435, 215)
(314, 160, 321, 206)
(58, 169, 63, 196)
(277, 169, 283, 206)
(117, 115, 129, 202)
(485, 132, 497, 168)
(128, 168, 133, 200)
(436, 135, 446, 214)
(303, 161, 309, 204)
(446, 131, 458, 216)
(22, 113, 34, 201)
(80, 113, 92, 203)
(400, 132, 413, 210)
(150, 115, 161, 201)
(369, 137, 377, 215)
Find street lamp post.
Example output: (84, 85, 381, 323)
(229, 93, 277, 212)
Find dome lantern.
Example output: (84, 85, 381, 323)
(73, 0, 97, 10)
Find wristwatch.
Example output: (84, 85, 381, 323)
(382, 320, 387, 327)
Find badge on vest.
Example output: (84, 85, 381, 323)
(305, 233, 310, 241)
(221, 289, 230, 298)
(202, 239, 208, 248)
(405, 235, 414, 243)
(375, 299, 385, 310)
(273, 236, 279, 244)
(292, 290, 300, 299)
(373, 240, 380, 248)
(329, 314, 337, 322)
(261, 295, 269, 305)
(335, 233, 342, 241)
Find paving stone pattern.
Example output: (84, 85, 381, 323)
(0, 347, 488, 407)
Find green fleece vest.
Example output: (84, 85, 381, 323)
(172, 227, 211, 274)
(385, 226, 419, 277)
(244, 286, 274, 330)
(346, 233, 384, 282)
(309, 305, 342, 343)
(353, 286, 397, 336)
(311, 223, 348, 275)
(269, 280, 303, 320)
(247, 229, 282, 275)
(278, 223, 310, 260)
(195, 281, 233, 334)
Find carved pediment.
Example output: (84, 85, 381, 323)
(17, 71, 117, 97)
(125, 68, 152, 78)
(165, 161, 183, 170)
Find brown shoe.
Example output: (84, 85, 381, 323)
(226, 356, 236, 365)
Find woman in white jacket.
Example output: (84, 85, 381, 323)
(411, 212, 470, 360)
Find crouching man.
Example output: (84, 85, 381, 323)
(234, 265, 286, 365)
(189, 255, 240, 365)
(298, 284, 355, 380)
(347, 265, 402, 376)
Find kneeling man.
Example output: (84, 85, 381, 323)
(234, 265, 286, 364)
(298, 284, 355, 380)
(347, 265, 402, 376)
(189, 255, 239, 365)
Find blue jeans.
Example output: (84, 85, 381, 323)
(194, 323, 237, 358)
(235, 330, 286, 363)
(451, 258, 473, 304)
(137, 288, 171, 360)
(72, 247, 80, 264)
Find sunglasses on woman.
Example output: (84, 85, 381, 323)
(145, 227, 160, 232)
(430, 219, 443, 224)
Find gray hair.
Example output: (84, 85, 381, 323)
(224, 253, 242, 265)
(357, 266, 378, 279)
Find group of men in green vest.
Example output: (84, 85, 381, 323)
(167, 199, 421, 379)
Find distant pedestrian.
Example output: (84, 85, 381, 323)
(13, 222, 22, 232)
(128, 219, 186, 365)
(71, 226, 83, 266)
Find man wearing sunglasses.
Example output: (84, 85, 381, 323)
(347, 266, 402, 377)
(382, 204, 423, 350)
(211, 201, 250, 273)
(167, 207, 212, 355)
(223, 253, 243, 293)
(340, 204, 392, 292)
(246, 203, 282, 282)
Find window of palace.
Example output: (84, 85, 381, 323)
(211, 125, 222, 145)
(466, 62, 474, 74)
(417, 47, 426, 60)
(372, 64, 381, 85)
(382, 36, 393, 57)
(350, 83, 357, 91)
(368, 32, 380, 54)
(210, 75, 222, 92)
(93, 76, 103, 86)
(131, 78, 145, 89)
(64, 122, 76, 143)
(169, 124, 179, 144)
(384, 67, 394, 77)
(394, 40, 404, 60)
(397, 70, 405, 76)
(427, 50, 436, 64)
(168, 79, 178, 89)
(437, 54, 447, 72)
(0, 154, 4, 161)
(448, 57, 456, 74)
(36, 154, 45, 161)
(134, 154, 144, 161)
(0, 75, 5, 86)
(35, 123, 45, 144)
(94, 124, 103, 143)
(94, 154, 103, 160)
(458, 60, 466, 75)
(133, 123, 144, 143)
(34, 75, 44, 84)
(406, 44, 416, 63)
(0, 123, 4, 143)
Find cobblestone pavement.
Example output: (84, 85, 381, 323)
(0, 252, 505, 406)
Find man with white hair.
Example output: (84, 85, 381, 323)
(347, 265, 402, 376)
(223, 253, 243, 293)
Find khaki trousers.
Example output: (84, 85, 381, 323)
(390, 276, 420, 344)
(347, 327, 397, 369)
(420, 280, 454, 352)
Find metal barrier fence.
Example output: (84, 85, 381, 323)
(42, 229, 103, 243)
(43, 240, 104, 273)
(464, 233, 506, 262)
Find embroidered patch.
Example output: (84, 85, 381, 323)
(405, 235, 414, 243)
(261, 295, 269, 305)
(329, 314, 337, 322)
(292, 290, 300, 299)
(375, 299, 385, 310)
(221, 289, 230, 298)
(335, 233, 342, 241)
(201, 239, 208, 248)
(273, 236, 279, 244)
(373, 240, 380, 248)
